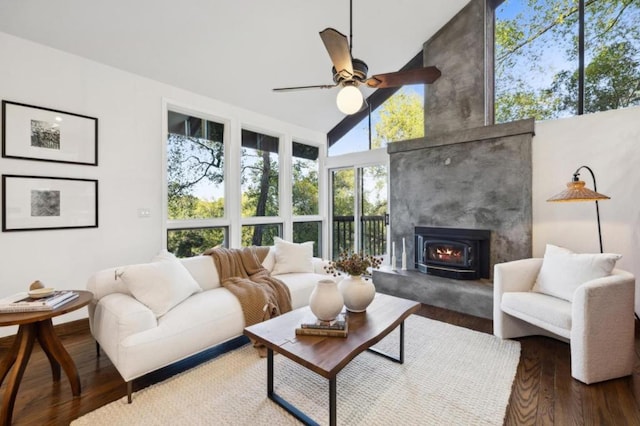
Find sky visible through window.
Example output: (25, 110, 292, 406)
(329, 84, 424, 156)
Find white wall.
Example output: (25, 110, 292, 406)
(0, 32, 325, 337)
(533, 106, 640, 314)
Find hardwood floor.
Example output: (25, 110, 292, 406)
(1, 305, 639, 425)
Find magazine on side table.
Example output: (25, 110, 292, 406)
(0, 290, 79, 313)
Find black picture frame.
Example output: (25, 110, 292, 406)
(2, 174, 98, 232)
(1, 100, 98, 166)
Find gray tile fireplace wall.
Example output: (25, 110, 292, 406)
(388, 119, 535, 278)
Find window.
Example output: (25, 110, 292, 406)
(293, 221, 321, 257)
(328, 85, 425, 156)
(495, 0, 640, 122)
(165, 108, 325, 255)
(240, 129, 281, 247)
(241, 129, 279, 218)
(327, 51, 426, 155)
(167, 227, 227, 257)
(166, 110, 226, 255)
(241, 224, 281, 247)
(292, 142, 319, 216)
(329, 165, 388, 259)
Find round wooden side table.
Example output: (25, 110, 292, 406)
(0, 290, 92, 426)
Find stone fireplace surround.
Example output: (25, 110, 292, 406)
(373, 119, 535, 319)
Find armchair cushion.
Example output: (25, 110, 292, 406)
(501, 292, 572, 339)
(532, 244, 621, 302)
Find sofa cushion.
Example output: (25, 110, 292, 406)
(532, 244, 621, 302)
(121, 251, 201, 317)
(271, 237, 314, 275)
(501, 291, 572, 338)
(180, 255, 220, 291)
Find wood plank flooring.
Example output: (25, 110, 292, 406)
(1, 304, 638, 425)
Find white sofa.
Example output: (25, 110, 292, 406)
(87, 247, 333, 401)
(494, 255, 636, 384)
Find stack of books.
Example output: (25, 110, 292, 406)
(0, 290, 79, 313)
(295, 312, 349, 337)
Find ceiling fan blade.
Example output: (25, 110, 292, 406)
(319, 28, 354, 79)
(273, 83, 337, 92)
(365, 66, 442, 89)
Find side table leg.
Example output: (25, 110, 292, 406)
(1, 324, 36, 426)
(36, 327, 61, 382)
(36, 319, 81, 396)
(0, 326, 26, 385)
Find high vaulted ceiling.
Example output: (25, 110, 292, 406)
(0, 0, 468, 133)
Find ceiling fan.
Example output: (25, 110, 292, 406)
(273, 0, 442, 115)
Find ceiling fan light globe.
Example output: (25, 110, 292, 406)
(336, 85, 363, 115)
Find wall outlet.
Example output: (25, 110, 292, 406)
(138, 208, 151, 218)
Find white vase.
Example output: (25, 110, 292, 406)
(338, 275, 376, 313)
(309, 278, 344, 321)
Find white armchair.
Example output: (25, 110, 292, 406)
(494, 257, 636, 384)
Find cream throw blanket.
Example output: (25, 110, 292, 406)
(204, 247, 292, 355)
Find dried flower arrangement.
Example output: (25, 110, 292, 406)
(324, 251, 383, 277)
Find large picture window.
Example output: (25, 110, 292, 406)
(167, 111, 225, 220)
(495, 0, 640, 122)
(241, 129, 279, 218)
(292, 142, 319, 216)
(166, 110, 227, 254)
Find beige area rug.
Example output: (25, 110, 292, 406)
(72, 316, 520, 426)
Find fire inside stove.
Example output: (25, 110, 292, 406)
(429, 244, 465, 265)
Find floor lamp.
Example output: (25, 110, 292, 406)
(547, 165, 610, 253)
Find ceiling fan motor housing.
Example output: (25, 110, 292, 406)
(332, 58, 368, 84)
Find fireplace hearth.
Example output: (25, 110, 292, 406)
(415, 227, 490, 280)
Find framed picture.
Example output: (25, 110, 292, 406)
(2, 175, 98, 232)
(2, 100, 98, 165)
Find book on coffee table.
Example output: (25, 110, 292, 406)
(296, 312, 349, 337)
(300, 312, 348, 330)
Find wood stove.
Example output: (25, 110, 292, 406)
(414, 227, 490, 280)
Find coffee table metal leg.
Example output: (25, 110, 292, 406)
(329, 377, 337, 426)
(367, 320, 406, 363)
(266, 348, 320, 426)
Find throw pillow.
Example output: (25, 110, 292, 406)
(121, 250, 202, 317)
(271, 237, 314, 275)
(532, 244, 622, 302)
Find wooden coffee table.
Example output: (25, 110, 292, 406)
(244, 292, 420, 426)
(0, 290, 92, 426)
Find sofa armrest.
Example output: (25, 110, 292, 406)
(494, 258, 543, 295)
(90, 293, 157, 363)
(571, 269, 635, 383)
(493, 258, 543, 339)
(87, 267, 132, 302)
(572, 269, 635, 321)
(572, 269, 635, 340)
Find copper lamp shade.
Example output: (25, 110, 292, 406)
(547, 179, 610, 202)
(547, 165, 609, 253)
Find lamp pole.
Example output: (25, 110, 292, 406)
(573, 165, 603, 253)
